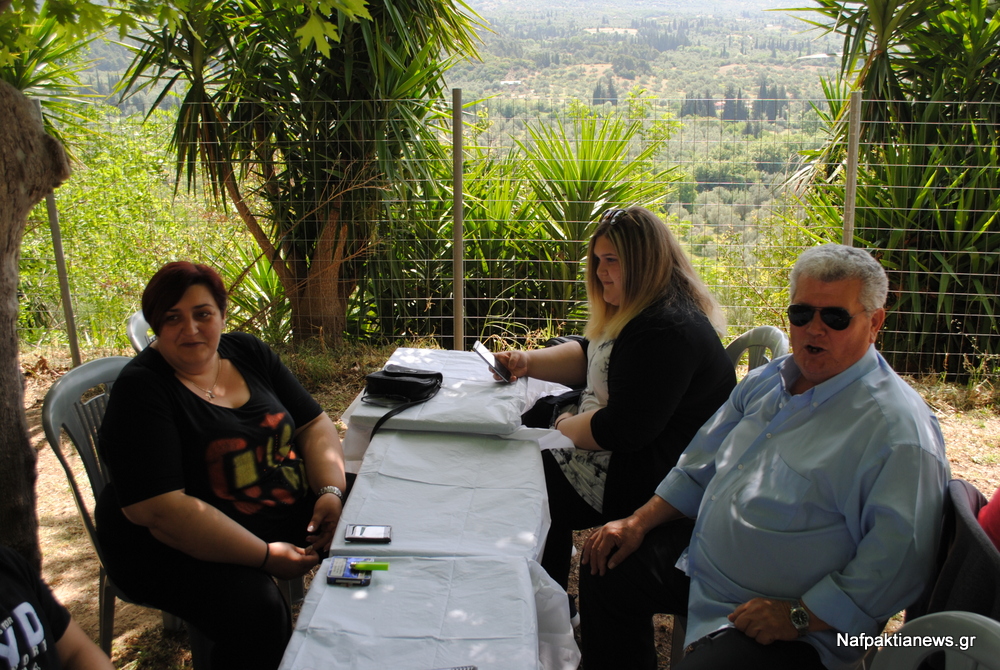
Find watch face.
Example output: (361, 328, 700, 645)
(791, 607, 809, 630)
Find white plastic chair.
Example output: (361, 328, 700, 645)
(127, 309, 154, 353)
(43, 356, 303, 666)
(725, 325, 789, 370)
(41, 356, 184, 655)
(870, 611, 1000, 670)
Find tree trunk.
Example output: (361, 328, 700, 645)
(0, 80, 71, 571)
(290, 206, 363, 345)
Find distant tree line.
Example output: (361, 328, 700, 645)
(679, 81, 788, 122)
(592, 75, 618, 105)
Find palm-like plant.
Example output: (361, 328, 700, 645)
(516, 94, 681, 321)
(0, 14, 96, 151)
(120, 0, 481, 343)
(796, 0, 1000, 377)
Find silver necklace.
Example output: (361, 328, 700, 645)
(180, 356, 222, 399)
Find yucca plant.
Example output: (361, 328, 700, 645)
(221, 241, 293, 344)
(0, 14, 97, 153)
(516, 93, 681, 322)
(796, 0, 1000, 378)
(462, 144, 562, 342)
(119, 0, 481, 344)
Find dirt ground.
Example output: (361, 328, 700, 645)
(22, 352, 1000, 669)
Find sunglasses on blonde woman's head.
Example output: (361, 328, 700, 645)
(599, 208, 629, 226)
(787, 304, 866, 331)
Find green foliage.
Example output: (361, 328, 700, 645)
(118, 0, 482, 342)
(514, 92, 681, 322)
(713, 193, 836, 336)
(220, 242, 293, 345)
(18, 109, 245, 349)
(0, 13, 98, 152)
(0, 1, 372, 65)
(799, 0, 1000, 378)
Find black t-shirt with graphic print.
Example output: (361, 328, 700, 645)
(0, 546, 71, 670)
(98, 332, 323, 539)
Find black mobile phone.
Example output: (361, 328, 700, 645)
(344, 523, 392, 543)
(472, 340, 512, 383)
(327, 556, 373, 586)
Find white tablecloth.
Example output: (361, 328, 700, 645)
(280, 556, 580, 670)
(330, 429, 550, 560)
(286, 348, 580, 669)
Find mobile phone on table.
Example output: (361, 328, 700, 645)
(327, 556, 374, 586)
(345, 523, 392, 543)
(472, 340, 512, 383)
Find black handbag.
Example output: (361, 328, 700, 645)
(362, 364, 443, 437)
(520, 388, 583, 428)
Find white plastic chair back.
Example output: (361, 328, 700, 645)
(725, 325, 789, 370)
(870, 610, 1000, 670)
(127, 309, 154, 353)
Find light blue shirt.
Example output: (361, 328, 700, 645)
(655, 345, 950, 670)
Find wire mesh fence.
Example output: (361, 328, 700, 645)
(18, 94, 1000, 379)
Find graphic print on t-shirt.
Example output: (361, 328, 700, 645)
(205, 411, 309, 515)
(0, 601, 50, 670)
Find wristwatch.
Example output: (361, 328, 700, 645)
(318, 485, 344, 502)
(790, 601, 810, 636)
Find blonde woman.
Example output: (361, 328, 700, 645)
(496, 207, 736, 597)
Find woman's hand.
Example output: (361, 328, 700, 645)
(296, 412, 348, 551)
(494, 350, 530, 381)
(124, 491, 314, 572)
(263, 542, 321, 580)
(306, 491, 343, 552)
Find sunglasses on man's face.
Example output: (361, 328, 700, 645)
(787, 304, 865, 331)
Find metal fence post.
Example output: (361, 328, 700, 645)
(452, 88, 465, 351)
(843, 90, 862, 247)
(33, 100, 81, 367)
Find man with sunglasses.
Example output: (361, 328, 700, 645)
(578, 244, 950, 670)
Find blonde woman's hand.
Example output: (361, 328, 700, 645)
(494, 350, 529, 381)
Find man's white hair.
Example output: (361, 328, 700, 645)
(790, 244, 888, 312)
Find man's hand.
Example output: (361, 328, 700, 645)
(728, 598, 799, 645)
(306, 492, 343, 552)
(581, 516, 646, 576)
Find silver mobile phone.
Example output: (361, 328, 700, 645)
(472, 340, 512, 383)
(345, 523, 392, 543)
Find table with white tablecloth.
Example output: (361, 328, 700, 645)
(282, 348, 581, 670)
(280, 556, 577, 670)
(329, 429, 551, 560)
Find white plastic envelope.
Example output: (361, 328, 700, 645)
(279, 556, 580, 670)
(330, 430, 550, 560)
(341, 348, 572, 464)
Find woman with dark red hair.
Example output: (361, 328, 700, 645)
(95, 262, 348, 670)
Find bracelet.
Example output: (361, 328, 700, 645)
(259, 542, 270, 569)
(318, 485, 344, 502)
(555, 415, 566, 429)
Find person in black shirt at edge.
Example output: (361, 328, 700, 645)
(0, 545, 114, 670)
(95, 262, 350, 670)
(495, 207, 736, 612)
